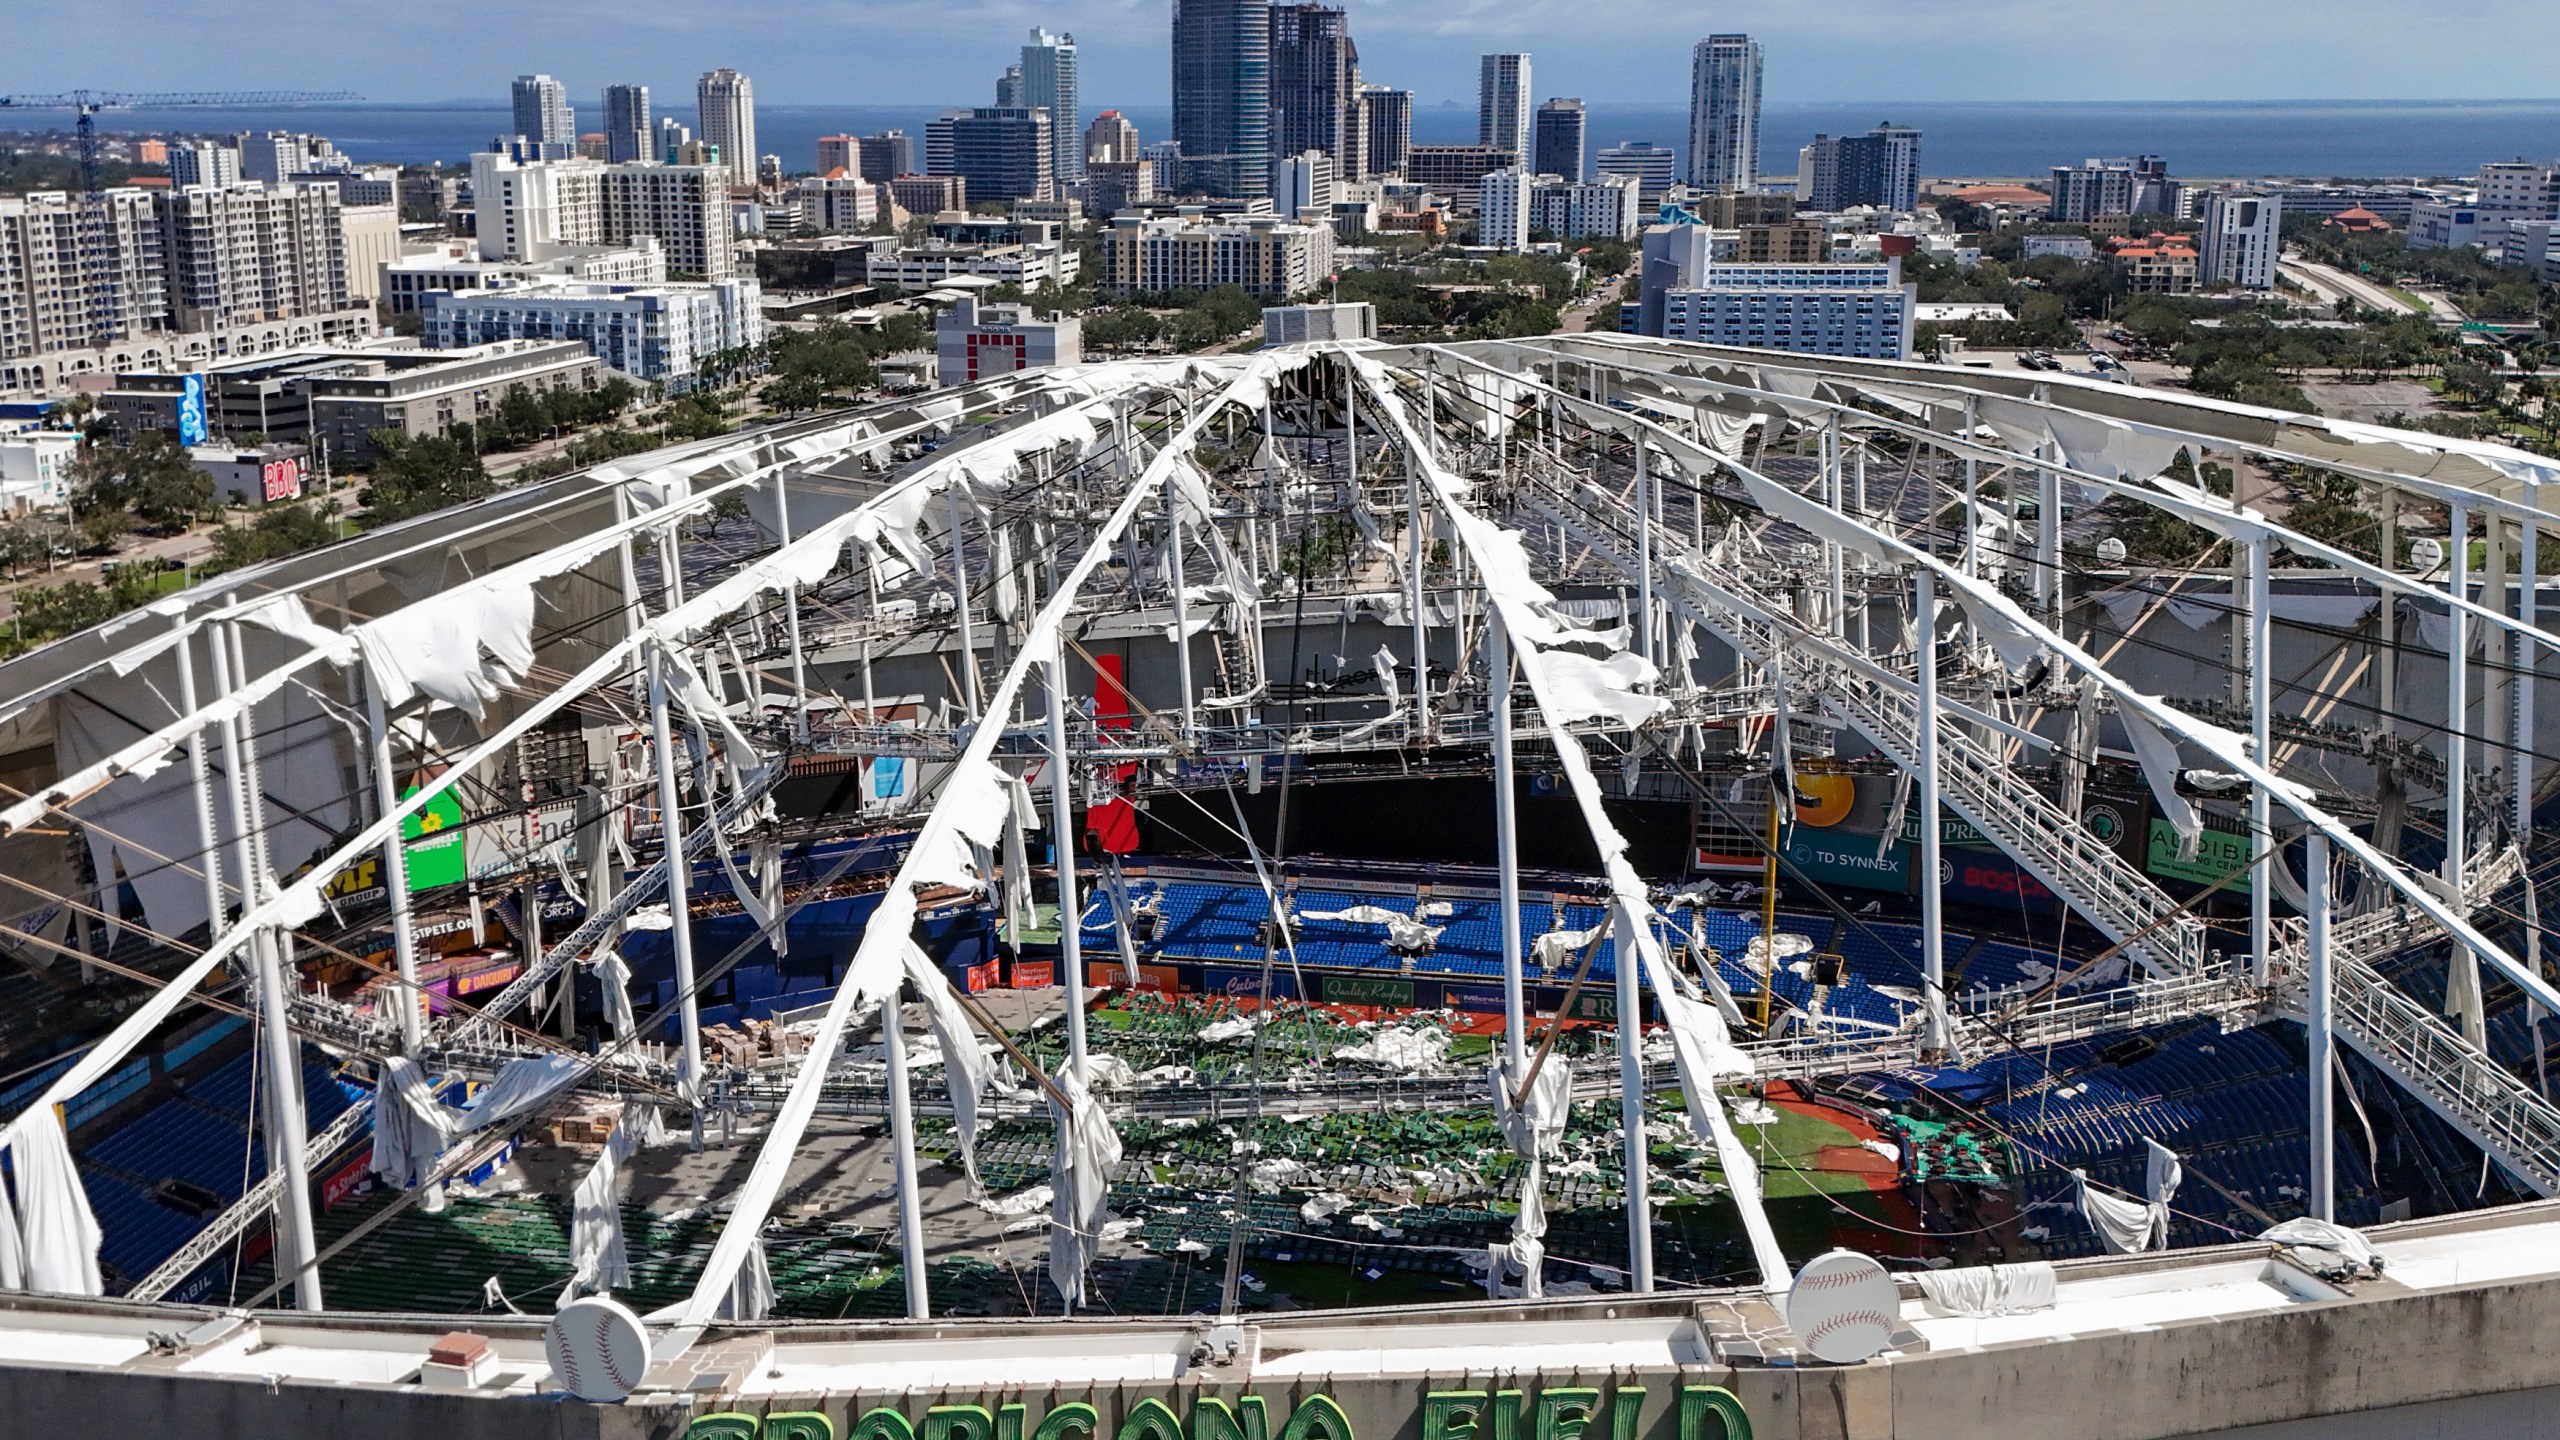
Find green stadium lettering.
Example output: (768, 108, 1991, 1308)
(684, 1388, 1746, 1440)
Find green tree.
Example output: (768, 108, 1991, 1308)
(72, 431, 217, 532)
(210, 503, 340, 571)
(361, 431, 494, 523)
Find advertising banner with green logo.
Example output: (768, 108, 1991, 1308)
(2145, 816, 2252, 894)
(1784, 829, 1910, 894)
(399, 784, 468, 892)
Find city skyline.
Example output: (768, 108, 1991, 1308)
(6, 0, 2554, 108)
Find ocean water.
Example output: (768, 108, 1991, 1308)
(54, 98, 2560, 181)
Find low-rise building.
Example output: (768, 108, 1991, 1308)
(1644, 259, 1915, 359)
(1263, 301, 1376, 345)
(1098, 213, 1333, 300)
(1735, 220, 1827, 263)
(2022, 233, 2096, 261)
(887, 175, 967, 217)
(307, 340, 609, 462)
(2113, 237, 2199, 294)
(934, 296, 1080, 384)
(0, 426, 77, 512)
(2409, 200, 2483, 251)
(99, 338, 604, 462)
(187, 442, 309, 504)
(380, 238, 667, 314)
(870, 241, 1079, 292)
(786, 174, 882, 234)
(420, 277, 763, 388)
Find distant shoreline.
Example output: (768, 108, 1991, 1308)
(28, 96, 2555, 181)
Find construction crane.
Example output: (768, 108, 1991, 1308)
(0, 90, 362, 193)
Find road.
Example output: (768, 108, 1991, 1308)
(2280, 256, 2419, 317)
(1563, 272, 1630, 334)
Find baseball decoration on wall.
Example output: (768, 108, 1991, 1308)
(546, 1295, 651, 1402)
(1784, 1248, 1898, 1363)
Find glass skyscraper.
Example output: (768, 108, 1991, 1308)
(1686, 33, 1763, 192)
(1172, 0, 1271, 199)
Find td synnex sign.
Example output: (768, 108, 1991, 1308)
(687, 1386, 1754, 1440)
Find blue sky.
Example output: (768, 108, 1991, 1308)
(5, 0, 2556, 107)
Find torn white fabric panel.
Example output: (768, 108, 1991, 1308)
(905, 939, 1010, 1196)
(592, 949, 638, 1039)
(2259, 1217, 2383, 1272)
(727, 1236, 778, 1321)
(1532, 647, 1667, 729)
(1913, 1261, 2057, 1317)
(7, 1108, 101, 1296)
(2448, 947, 2487, 1049)
(2145, 1138, 2184, 1215)
(1953, 587, 2045, 675)
(370, 1055, 465, 1190)
(238, 595, 359, 665)
(1530, 926, 1602, 971)
(2043, 411, 2189, 484)
(465, 1053, 585, 1133)
(1739, 470, 1895, 565)
(2074, 1168, 2164, 1254)
(1493, 1055, 1570, 1159)
(1046, 1061, 1123, 1311)
(0, 1134, 19, 1290)
(2118, 700, 2200, 858)
(1650, 973, 1793, 1288)
(566, 1102, 649, 1297)
(353, 580, 538, 721)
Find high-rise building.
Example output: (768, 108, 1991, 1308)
(1598, 141, 1679, 210)
(1172, 0, 1272, 199)
(1479, 169, 1532, 251)
(511, 75, 576, 160)
(1533, 99, 1586, 182)
(657, 117, 693, 164)
(860, 132, 916, 183)
(697, 69, 759, 188)
(788, 174, 881, 232)
(603, 85, 652, 165)
(1478, 55, 1532, 161)
(1687, 34, 1763, 192)
(1799, 122, 1921, 212)
(1086, 161, 1155, 217)
(2049, 159, 2142, 223)
(471, 153, 736, 279)
(1271, 7, 1364, 183)
(1406, 145, 1517, 210)
(0, 190, 168, 356)
(2200, 191, 2282, 290)
(159, 182, 350, 332)
(1273, 150, 1335, 220)
(1086, 111, 1140, 167)
(1020, 29, 1083, 186)
(816, 135, 859, 177)
(926, 108, 1056, 203)
(169, 141, 241, 188)
(1360, 85, 1411, 177)
(1531, 173, 1643, 241)
(2474, 161, 2560, 220)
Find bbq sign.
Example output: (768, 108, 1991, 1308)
(685, 1387, 1752, 1440)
